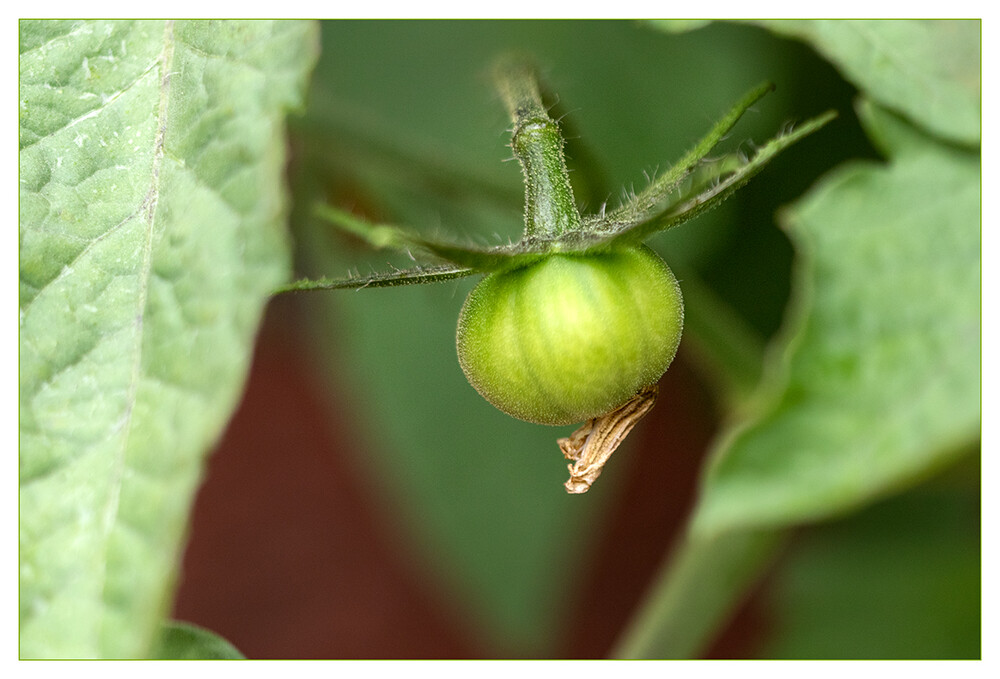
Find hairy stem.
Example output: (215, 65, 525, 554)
(603, 82, 775, 229)
(493, 57, 581, 239)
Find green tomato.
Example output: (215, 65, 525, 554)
(456, 245, 684, 425)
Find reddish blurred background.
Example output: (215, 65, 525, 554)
(170, 294, 767, 659)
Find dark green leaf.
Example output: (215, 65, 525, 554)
(152, 621, 245, 660)
(601, 81, 775, 230)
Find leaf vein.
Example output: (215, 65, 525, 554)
(20, 211, 144, 316)
(19, 59, 160, 153)
(93, 19, 175, 655)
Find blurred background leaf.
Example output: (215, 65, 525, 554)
(750, 20, 981, 146)
(153, 621, 245, 659)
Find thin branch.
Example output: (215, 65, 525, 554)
(314, 204, 546, 272)
(273, 264, 477, 294)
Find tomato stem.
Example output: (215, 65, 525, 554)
(611, 528, 785, 658)
(493, 57, 582, 240)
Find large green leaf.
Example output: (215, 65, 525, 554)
(19, 20, 318, 658)
(691, 100, 980, 538)
(758, 20, 980, 146)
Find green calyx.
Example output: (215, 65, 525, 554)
(279, 59, 833, 293)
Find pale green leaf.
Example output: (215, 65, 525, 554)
(758, 20, 980, 146)
(691, 100, 980, 538)
(19, 19, 318, 658)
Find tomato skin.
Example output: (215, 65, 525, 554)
(456, 246, 684, 425)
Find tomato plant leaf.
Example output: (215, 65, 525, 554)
(691, 100, 980, 538)
(757, 20, 980, 146)
(648, 20, 980, 147)
(18, 19, 318, 658)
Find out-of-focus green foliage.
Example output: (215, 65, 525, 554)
(755, 19, 981, 146)
(643, 19, 981, 659)
(152, 621, 245, 660)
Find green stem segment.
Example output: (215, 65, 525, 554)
(494, 58, 581, 240)
(611, 528, 785, 659)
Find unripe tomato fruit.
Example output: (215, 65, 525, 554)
(456, 245, 684, 425)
